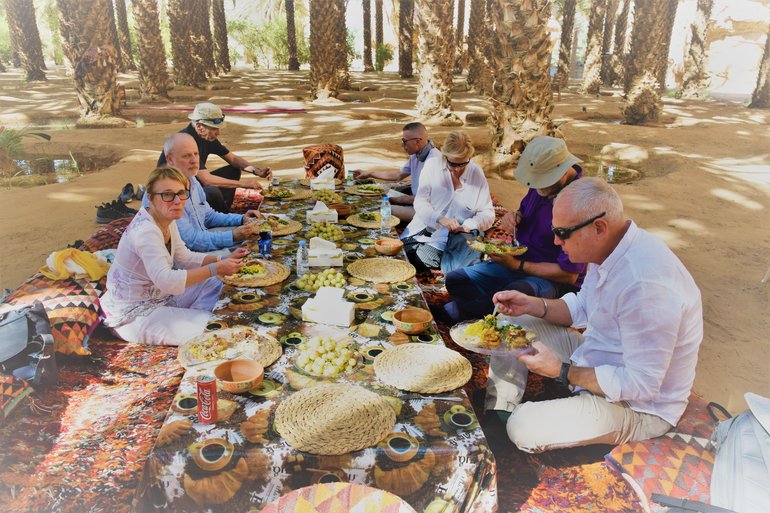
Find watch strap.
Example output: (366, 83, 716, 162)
(556, 362, 571, 386)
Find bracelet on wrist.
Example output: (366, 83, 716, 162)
(536, 297, 548, 318)
(208, 262, 218, 277)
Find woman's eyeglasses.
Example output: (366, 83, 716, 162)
(552, 211, 606, 240)
(446, 159, 470, 169)
(200, 116, 225, 125)
(152, 190, 191, 202)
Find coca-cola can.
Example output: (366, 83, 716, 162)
(197, 375, 218, 424)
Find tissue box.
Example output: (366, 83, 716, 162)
(307, 209, 338, 223)
(310, 180, 335, 191)
(302, 287, 355, 327)
(308, 249, 342, 267)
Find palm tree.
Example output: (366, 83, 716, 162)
(749, 26, 770, 108)
(105, 0, 127, 71)
(336, 11, 350, 89)
(168, 0, 207, 86)
(415, 0, 460, 124)
(56, 0, 121, 118)
(608, 0, 629, 86)
(465, 0, 486, 91)
(3, 0, 46, 81)
(398, 0, 414, 78)
(212, 0, 231, 73)
(114, 0, 136, 70)
(286, 0, 300, 71)
(453, 0, 466, 74)
(375, 0, 383, 51)
(623, 0, 674, 124)
(679, 0, 713, 98)
(600, 0, 618, 84)
(309, 0, 345, 100)
(363, 0, 374, 71)
(556, 0, 577, 89)
(488, 0, 556, 172)
(655, 0, 678, 89)
(131, 0, 170, 101)
(582, 0, 607, 94)
(193, 0, 217, 78)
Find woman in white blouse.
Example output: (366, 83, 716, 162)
(101, 166, 246, 346)
(401, 131, 495, 273)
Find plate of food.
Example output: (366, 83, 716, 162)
(466, 237, 527, 256)
(263, 187, 312, 201)
(450, 315, 537, 356)
(220, 259, 291, 287)
(347, 212, 400, 229)
(252, 215, 302, 236)
(294, 336, 361, 378)
(178, 326, 282, 369)
(344, 184, 385, 196)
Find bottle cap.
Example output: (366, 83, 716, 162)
(299, 240, 306, 246)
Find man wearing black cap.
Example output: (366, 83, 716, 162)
(158, 102, 271, 213)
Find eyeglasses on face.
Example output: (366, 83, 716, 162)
(446, 159, 470, 169)
(401, 137, 421, 144)
(552, 211, 606, 240)
(199, 116, 225, 125)
(151, 190, 191, 202)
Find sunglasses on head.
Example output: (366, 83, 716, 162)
(151, 190, 191, 202)
(199, 116, 225, 125)
(552, 211, 606, 240)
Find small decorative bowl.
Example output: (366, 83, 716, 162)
(392, 307, 433, 335)
(374, 238, 404, 256)
(214, 359, 264, 394)
(328, 203, 353, 217)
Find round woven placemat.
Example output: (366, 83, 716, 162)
(178, 327, 282, 369)
(346, 258, 416, 283)
(299, 178, 342, 187)
(274, 383, 396, 455)
(344, 185, 386, 196)
(254, 218, 302, 236)
(264, 188, 313, 201)
(374, 344, 472, 393)
(220, 260, 290, 287)
(346, 213, 401, 229)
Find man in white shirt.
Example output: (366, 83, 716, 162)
(490, 177, 703, 453)
(352, 122, 441, 223)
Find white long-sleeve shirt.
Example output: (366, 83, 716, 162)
(101, 208, 206, 327)
(562, 221, 703, 426)
(401, 159, 495, 251)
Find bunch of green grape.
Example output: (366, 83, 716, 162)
(307, 222, 344, 241)
(313, 190, 342, 203)
(296, 268, 347, 291)
(296, 336, 359, 376)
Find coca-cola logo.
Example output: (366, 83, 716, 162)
(199, 388, 212, 418)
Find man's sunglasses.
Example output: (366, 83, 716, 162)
(401, 137, 421, 144)
(151, 190, 191, 202)
(552, 211, 606, 240)
(199, 116, 225, 125)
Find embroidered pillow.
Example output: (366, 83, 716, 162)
(303, 144, 345, 180)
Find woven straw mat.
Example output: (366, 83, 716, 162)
(344, 185, 385, 196)
(346, 213, 400, 229)
(346, 258, 415, 283)
(220, 260, 290, 287)
(178, 327, 282, 369)
(274, 383, 396, 455)
(374, 344, 472, 393)
(299, 177, 342, 186)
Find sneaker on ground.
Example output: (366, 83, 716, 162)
(96, 203, 135, 224)
(134, 184, 146, 201)
(118, 183, 135, 203)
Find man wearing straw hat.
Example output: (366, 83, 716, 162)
(158, 102, 272, 213)
(443, 136, 587, 323)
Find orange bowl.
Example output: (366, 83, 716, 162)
(392, 307, 433, 334)
(214, 359, 264, 393)
(328, 203, 353, 217)
(374, 238, 404, 256)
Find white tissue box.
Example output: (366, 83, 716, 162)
(302, 287, 355, 327)
(310, 181, 335, 191)
(308, 249, 343, 267)
(307, 209, 338, 223)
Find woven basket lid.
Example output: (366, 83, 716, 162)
(274, 383, 396, 455)
(346, 213, 401, 229)
(346, 258, 416, 283)
(374, 343, 472, 393)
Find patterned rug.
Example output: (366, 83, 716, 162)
(0, 336, 183, 513)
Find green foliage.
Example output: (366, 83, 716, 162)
(40, 0, 64, 65)
(375, 42, 393, 72)
(227, 18, 309, 69)
(0, 128, 51, 159)
(346, 29, 360, 67)
(0, 11, 12, 65)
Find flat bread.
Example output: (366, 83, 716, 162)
(221, 260, 290, 287)
(467, 238, 527, 256)
(344, 184, 386, 196)
(178, 326, 282, 369)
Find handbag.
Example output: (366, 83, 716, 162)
(0, 301, 58, 388)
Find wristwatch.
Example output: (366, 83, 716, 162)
(556, 362, 571, 386)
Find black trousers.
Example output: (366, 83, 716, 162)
(203, 165, 241, 213)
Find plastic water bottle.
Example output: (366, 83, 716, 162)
(296, 240, 309, 276)
(380, 195, 392, 235)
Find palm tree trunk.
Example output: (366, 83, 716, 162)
(114, 0, 136, 70)
(310, 0, 345, 100)
(194, 0, 217, 78)
(488, 0, 556, 174)
(56, 0, 121, 118)
(466, 0, 493, 94)
(336, 3, 350, 88)
(623, 0, 671, 123)
(609, 0, 629, 86)
(453, 0, 466, 74)
(131, 0, 170, 101)
(4, 0, 46, 81)
(582, 0, 607, 94)
(363, 0, 374, 71)
(749, 27, 770, 108)
(375, 0, 383, 50)
(656, 0, 678, 90)
(168, 0, 207, 86)
(105, 0, 127, 71)
(679, 0, 713, 98)
(285, 0, 300, 71)
(415, 0, 460, 124)
(600, 0, 619, 85)
(212, 0, 231, 73)
(398, 0, 414, 78)
(556, 0, 577, 89)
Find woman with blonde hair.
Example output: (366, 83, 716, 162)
(400, 131, 495, 273)
(101, 166, 246, 346)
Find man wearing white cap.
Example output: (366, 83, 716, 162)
(443, 135, 587, 323)
(158, 102, 272, 213)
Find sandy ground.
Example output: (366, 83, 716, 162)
(0, 67, 768, 414)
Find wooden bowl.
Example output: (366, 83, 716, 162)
(328, 203, 353, 217)
(214, 359, 264, 393)
(374, 238, 404, 256)
(392, 307, 433, 335)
